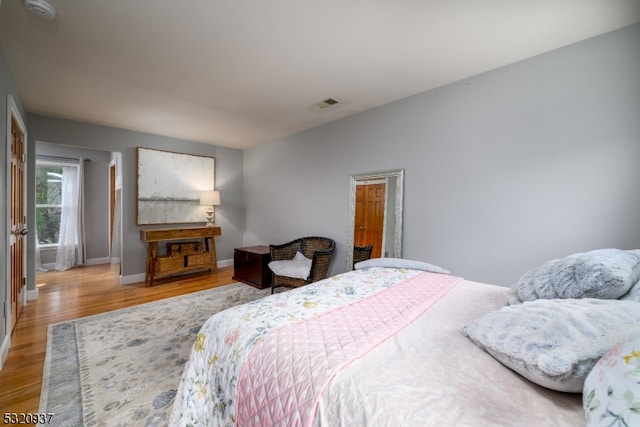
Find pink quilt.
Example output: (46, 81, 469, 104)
(235, 272, 462, 426)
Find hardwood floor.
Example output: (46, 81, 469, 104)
(0, 264, 236, 414)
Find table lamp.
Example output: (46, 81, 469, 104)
(199, 190, 220, 227)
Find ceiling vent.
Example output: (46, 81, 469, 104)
(24, 0, 57, 20)
(314, 97, 340, 109)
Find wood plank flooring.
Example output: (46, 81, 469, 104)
(0, 264, 236, 414)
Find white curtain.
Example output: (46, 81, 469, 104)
(55, 161, 86, 271)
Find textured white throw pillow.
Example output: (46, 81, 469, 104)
(462, 299, 640, 392)
(355, 257, 449, 274)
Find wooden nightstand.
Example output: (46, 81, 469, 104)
(233, 246, 272, 289)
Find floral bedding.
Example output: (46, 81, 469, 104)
(170, 267, 585, 426)
(235, 271, 461, 426)
(169, 266, 427, 426)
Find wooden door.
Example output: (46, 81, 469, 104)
(10, 112, 27, 335)
(353, 183, 385, 258)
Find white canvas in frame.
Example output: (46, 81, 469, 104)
(137, 147, 215, 225)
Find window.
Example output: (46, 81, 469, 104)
(35, 163, 67, 245)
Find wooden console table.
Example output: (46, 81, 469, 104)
(140, 226, 221, 286)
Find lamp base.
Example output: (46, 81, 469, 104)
(204, 210, 214, 227)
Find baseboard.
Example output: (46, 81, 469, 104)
(0, 334, 10, 371)
(120, 273, 146, 285)
(218, 259, 233, 269)
(120, 258, 233, 285)
(27, 288, 39, 301)
(41, 257, 111, 272)
(86, 257, 111, 266)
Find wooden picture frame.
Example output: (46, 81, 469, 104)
(136, 147, 215, 225)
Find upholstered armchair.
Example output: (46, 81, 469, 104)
(269, 236, 336, 293)
(353, 245, 373, 269)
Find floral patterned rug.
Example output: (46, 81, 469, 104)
(39, 283, 270, 426)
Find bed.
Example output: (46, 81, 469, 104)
(170, 250, 640, 427)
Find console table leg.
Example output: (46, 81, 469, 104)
(205, 236, 218, 273)
(146, 242, 158, 286)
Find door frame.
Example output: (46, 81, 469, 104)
(346, 169, 404, 270)
(1, 95, 28, 369)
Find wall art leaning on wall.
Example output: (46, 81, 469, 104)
(136, 147, 215, 225)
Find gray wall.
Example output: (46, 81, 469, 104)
(1, 46, 28, 354)
(26, 115, 245, 287)
(243, 24, 640, 286)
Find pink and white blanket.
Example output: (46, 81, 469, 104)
(235, 272, 461, 426)
(170, 267, 460, 426)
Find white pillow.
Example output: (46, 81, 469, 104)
(355, 257, 449, 274)
(268, 252, 312, 280)
(293, 251, 308, 261)
(462, 298, 640, 392)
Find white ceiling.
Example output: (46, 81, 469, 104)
(1, 1, 638, 150)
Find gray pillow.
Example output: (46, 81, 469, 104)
(510, 249, 640, 303)
(620, 280, 640, 302)
(462, 298, 640, 393)
(355, 257, 449, 274)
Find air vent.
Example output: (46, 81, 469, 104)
(24, 0, 57, 20)
(314, 97, 340, 109)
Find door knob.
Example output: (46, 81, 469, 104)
(20, 228, 29, 236)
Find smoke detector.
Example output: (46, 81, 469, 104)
(24, 0, 57, 20)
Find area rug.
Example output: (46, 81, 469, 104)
(39, 283, 271, 426)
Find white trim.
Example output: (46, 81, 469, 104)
(39, 257, 111, 272)
(40, 263, 55, 271)
(0, 334, 10, 371)
(217, 258, 233, 269)
(119, 273, 146, 285)
(85, 257, 110, 266)
(27, 289, 39, 301)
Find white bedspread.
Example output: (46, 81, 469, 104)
(314, 279, 583, 427)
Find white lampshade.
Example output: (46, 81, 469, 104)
(199, 190, 220, 206)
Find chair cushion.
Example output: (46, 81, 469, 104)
(269, 252, 312, 280)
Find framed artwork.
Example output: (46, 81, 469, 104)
(136, 147, 215, 225)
